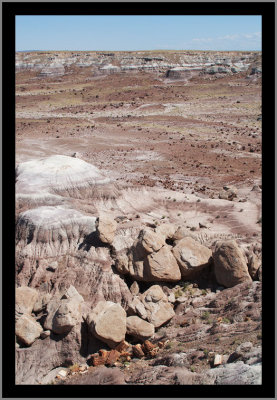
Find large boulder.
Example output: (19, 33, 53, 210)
(126, 229, 181, 282)
(16, 314, 43, 346)
(44, 287, 84, 334)
(172, 237, 212, 279)
(51, 298, 83, 335)
(126, 316, 155, 341)
(87, 301, 127, 348)
(141, 285, 175, 328)
(145, 246, 181, 282)
(213, 240, 252, 288)
(96, 215, 117, 245)
(16, 286, 39, 316)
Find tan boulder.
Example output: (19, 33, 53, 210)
(115, 253, 129, 274)
(87, 301, 126, 348)
(213, 240, 252, 288)
(16, 314, 43, 346)
(141, 285, 175, 328)
(16, 286, 39, 316)
(126, 316, 155, 341)
(52, 298, 83, 334)
(145, 245, 181, 282)
(96, 216, 117, 244)
(127, 296, 148, 319)
(172, 237, 212, 279)
(44, 286, 84, 333)
(139, 229, 165, 254)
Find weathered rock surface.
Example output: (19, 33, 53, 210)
(87, 301, 127, 348)
(172, 237, 212, 279)
(16, 314, 43, 346)
(141, 285, 175, 328)
(16, 286, 39, 316)
(202, 361, 262, 384)
(126, 316, 155, 341)
(126, 229, 181, 282)
(51, 298, 83, 335)
(16, 325, 103, 384)
(96, 215, 117, 244)
(44, 287, 84, 334)
(145, 245, 181, 282)
(213, 240, 252, 287)
(16, 206, 97, 260)
(247, 253, 261, 279)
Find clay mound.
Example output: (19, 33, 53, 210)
(16, 205, 97, 259)
(16, 155, 119, 201)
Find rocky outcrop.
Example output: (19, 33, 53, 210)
(16, 50, 260, 80)
(87, 301, 127, 348)
(213, 240, 252, 287)
(120, 228, 181, 282)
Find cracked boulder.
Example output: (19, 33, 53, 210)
(125, 229, 181, 282)
(172, 237, 212, 279)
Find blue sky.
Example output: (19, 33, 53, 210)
(16, 15, 262, 52)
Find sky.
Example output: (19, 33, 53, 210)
(16, 15, 262, 52)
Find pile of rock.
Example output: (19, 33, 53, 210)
(88, 339, 165, 367)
